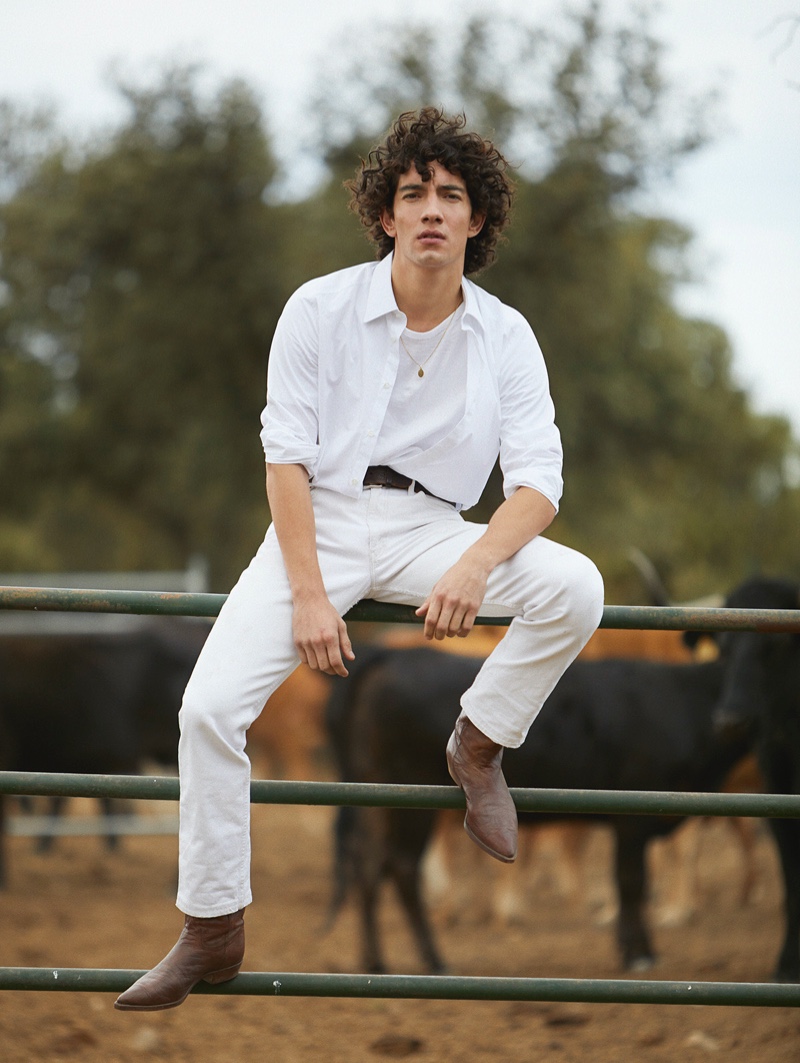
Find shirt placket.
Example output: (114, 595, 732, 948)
(346, 314, 403, 490)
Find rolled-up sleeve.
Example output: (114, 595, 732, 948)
(497, 311, 563, 510)
(260, 287, 321, 475)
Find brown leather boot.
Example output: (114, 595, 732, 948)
(446, 715, 517, 863)
(114, 909, 245, 1011)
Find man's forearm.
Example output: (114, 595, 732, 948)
(464, 486, 556, 576)
(265, 463, 325, 603)
(266, 462, 354, 675)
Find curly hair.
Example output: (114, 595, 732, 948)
(346, 108, 514, 276)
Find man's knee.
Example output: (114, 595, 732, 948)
(179, 675, 240, 745)
(536, 547, 604, 637)
(179, 659, 282, 752)
(566, 552, 605, 637)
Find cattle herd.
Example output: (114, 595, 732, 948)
(0, 619, 208, 883)
(0, 577, 798, 983)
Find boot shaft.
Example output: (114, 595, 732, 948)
(180, 909, 244, 960)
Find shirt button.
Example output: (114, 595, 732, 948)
(350, 478, 358, 486)
(367, 431, 375, 438)
(383, 383, 390, 389)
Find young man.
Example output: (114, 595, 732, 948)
(115, 108, 604, 1011)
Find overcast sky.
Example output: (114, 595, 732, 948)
(1, 0, 798, 432)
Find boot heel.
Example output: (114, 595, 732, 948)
(203, 963, 242, 985)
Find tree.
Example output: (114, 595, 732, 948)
(0, 69, 286, 587)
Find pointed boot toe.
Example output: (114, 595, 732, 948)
(115, 908, 244, 1011)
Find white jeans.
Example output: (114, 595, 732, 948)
(176, 485, 604, 916)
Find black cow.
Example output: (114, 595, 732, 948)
(709, 576, 800, 982)
(0, 618, 210, 885)
(326, 646, 752, 974)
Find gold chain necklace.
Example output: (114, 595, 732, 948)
(399, 304, 459, 378)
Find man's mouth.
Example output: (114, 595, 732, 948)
(419, 230, 445, 242)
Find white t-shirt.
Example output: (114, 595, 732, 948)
(371, 303, 467, 471)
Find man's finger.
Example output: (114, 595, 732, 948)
(455, 606, 478, 637)
(311, 645, 330, 673)
(327, 644, 349, 677)
(421, 600, 440, 640)
(339, 622, 356, 663)
(313, 636, 344, 677)
(433, 605, 455, 640)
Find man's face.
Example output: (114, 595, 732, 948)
(380, 161, 485, 273)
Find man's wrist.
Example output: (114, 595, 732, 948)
(289, 582, 329, 607)
(462, 541, 498, 578)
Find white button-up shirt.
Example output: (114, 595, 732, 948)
(260, 253, 563, 512)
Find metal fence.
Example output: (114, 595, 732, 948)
(1, 584, 799, 1008)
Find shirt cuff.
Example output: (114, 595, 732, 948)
(502, 470, 563, 512)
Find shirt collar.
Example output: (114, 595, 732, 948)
(363, 250, 485, 333)
(363, 252, 399, 323)
(459, 277, 484, 333)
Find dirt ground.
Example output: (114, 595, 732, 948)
(1, 796, 798, 1063)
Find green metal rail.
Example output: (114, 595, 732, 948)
(0, 968, 798, 1007)
(2, 584, 799, 1008)
(1, 771, 799, 818)
(1, 583, 800, 632)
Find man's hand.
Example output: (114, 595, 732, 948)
(292, 594, 355, 676)
(415, 557, 489, 641)
(414, 486, 557, 641)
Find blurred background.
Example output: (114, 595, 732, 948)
(1, 10, 799, 1058)
(0, 0, 798, 601)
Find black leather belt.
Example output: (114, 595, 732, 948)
(363, 466, 455, 507)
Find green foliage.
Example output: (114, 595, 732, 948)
(0, 5, 798, 600)
(1, 69, 286, 588)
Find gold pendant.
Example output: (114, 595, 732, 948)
(418, 368, 424, 378)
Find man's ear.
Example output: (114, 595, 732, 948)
(380, 207, 396, 238)
(468, 212, 486, 238)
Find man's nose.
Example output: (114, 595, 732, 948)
(421, 190, 443, 220)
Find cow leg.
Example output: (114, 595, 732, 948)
(613, 824, 655, 970)
(330, 805, 388, 974)
(35, 796, 67, 853)
(388, 811, 446, 973)
(729, 815, 760, 907)
(770, 817, 800, 981)
(652, 818, 702, 928)
(351, 808, 390, 975)
(101, 796, 123, 852)
(423, 811, 459, 922)
(0, 794, 6, 889)
(357, 873, 387, 974)
(489, 849, 527, 927)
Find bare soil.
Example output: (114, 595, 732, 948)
(1, 798, 798, 1063)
